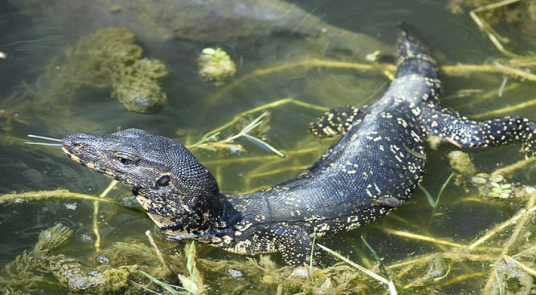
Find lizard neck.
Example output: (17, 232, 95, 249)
(160, 192, 243, 244)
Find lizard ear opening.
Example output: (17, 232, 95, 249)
(156, 175, 171, 188)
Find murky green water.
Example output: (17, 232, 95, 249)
(2, 0, 536, 294)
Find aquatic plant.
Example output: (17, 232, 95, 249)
(139, 270, 185, 294)
(0, 224, 72, 293)
(0, 222, 194, 294)
(448, 151, 477, 176)
(0, 224, 110, 293)
(0, 224, 133, 294)
(198, 47, 236, 86)
(139, 240, 201, 295)
(60, 27, 168, 113)
(191, 112, 285, 158)
(111, 57, 168, 113)
(471, 172, 516, 199)
(0, 26, 168, 131)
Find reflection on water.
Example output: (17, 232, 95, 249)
(1, 0, 536, 293)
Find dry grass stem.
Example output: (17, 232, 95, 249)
(193, 97, 328, 145)
(482, 191, 536, 293)
(504, 255, 536, 277)
(381, 228, 465, 248)
(0, 189, 117, 203)
(316, 243, 389, 285)
(469, 0, 521, 56)
(245, 166, 309, 179)
(201, 147, 320, 166)
(437, 272, 485, 287)
(145, 230, 170, 273)
(207, 59, 524, 107)
(469, 190, 536, 250)
(472, 97, 536, 119)
(495, 157, 536, 174)
(93, 180, 118, 252)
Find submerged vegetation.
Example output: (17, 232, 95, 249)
(198, 48, 237, 86)
(449, 0, 536, 50)
(60, 26, 168, 113)
(1, 26, 167, 132)
(4, 186, 536, 294)
(0, 224, 119, 294)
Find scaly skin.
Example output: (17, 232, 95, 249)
(61, 27, 536, 265)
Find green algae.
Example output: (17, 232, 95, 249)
(0, 224, 126, 294)
(0, 224, 73, 293)
(0, 224, 184, 294)
(1, 26, 168, 131)
(47, 254, 108, 293)
(491, 260, 533, 295)
(57, 27, 168, 113)
(448, 151, 477, 176)
(3, 163, 536, 295)
(111, 57, 168, 113)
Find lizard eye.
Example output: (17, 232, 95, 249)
(114, 152, 138, 166)
(156, 175, 170, 188)
(119, 158, 134, 165)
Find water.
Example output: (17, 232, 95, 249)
(1, 0, 536, 293)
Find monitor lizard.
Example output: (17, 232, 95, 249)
(61, 27, 536, 265)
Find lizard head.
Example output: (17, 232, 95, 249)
(62, 128, 224, 236)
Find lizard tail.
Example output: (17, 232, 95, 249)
(394, 24, 439, 80)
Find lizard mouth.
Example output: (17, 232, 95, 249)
(62, 145, 98, 170)
(62, 146, 81, 164)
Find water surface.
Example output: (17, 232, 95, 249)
(1, 0, 535, 293)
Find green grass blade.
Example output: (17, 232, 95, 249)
(190, 132, 220, 147)
(436, 172, 455, 207)
(361, 236, 391, 281)
(139, 270, 184, 294)
(187, 240, 197, 295)
(187, 240, 195, 274)
(190, 261, 196, 295)
(419, 185, 436, 208)
(419, 172, 455, 208)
